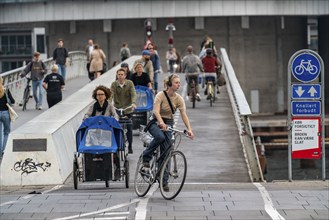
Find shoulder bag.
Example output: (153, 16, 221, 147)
(5, 89, 18, 122)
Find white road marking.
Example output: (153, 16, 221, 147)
(135, 184, 158, 220)
(253, 183, 286, 220)
(0, 185, 63, 207)
(53, 199, 139, 220)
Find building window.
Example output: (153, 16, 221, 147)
(1, 61, 24, 72)
(0, 34, 32, 56)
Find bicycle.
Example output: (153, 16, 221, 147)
(21, 76, 32, 111)
(204, 73, 217, 107)
(114, 105, 133, 157)
(188, 78, 197, 109)
(134, 126, 188, 200)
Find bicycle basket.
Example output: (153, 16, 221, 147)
(139, 125, 153, 146)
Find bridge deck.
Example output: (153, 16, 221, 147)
(2, 71, 250, 183)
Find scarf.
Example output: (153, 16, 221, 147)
(92, 100, 108, 116)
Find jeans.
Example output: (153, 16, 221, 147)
(154, 70, 159, 91)
(143, 122, 173, 184)
(0, 110, 11, 155)
(32, 80, 44, 107)
(57, 64, 66, 81)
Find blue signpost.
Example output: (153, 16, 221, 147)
(288, 49, 325, 181)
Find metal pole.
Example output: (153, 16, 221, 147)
(318, 53, 326, 181)
(287, 51, 298, 182)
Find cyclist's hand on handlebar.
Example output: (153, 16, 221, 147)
(132, 104, 136, 112)
(158, 123, 167, 131)
(19, 72, 25, 78)
(186, 130, 194, 140)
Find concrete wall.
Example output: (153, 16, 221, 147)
(0, 56, 139, 186)
(2, 16, 328, 113)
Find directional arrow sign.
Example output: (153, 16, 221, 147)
(291, 84, 321, 99)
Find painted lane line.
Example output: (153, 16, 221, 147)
(135, 184, 158, 220)
(102, 212, 130, 216)
(253, 183, 286, 220)
(42, 184, 64, 194)
(53, 198, 139, 220)
(91, 217, 126, 220)
(0, 185, 63, 207)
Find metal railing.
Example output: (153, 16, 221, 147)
(0, 51, 87, 107)
(220, 48, 264, 182)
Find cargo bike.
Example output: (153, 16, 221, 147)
(132, 86, 154, 130)
(73, 115, 129, 189)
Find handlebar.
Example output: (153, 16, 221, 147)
(114, 105, 133, 117)
(167, 126, 189, 137)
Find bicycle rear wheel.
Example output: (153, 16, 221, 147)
(22, 87, 30, 111)
(159, 150, 187, 200)
(134, 156, 152, 197)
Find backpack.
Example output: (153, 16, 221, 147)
(121, 48, 129, 59)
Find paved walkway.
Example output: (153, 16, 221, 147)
(0, 181, 328, 220)
(11, 75, 90, 131)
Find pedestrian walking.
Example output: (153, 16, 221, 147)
(42, 64, 65, 108)
(166, 48, 178, 73)
(21, 51, 47, 110)
(89, 44, 106, 80)
(120, 42, 131, 61)
(0, 76, 15, 157)
(147, 43, 160, 94)
(85, 39, 94, 81)
(52, 39, 69, 83)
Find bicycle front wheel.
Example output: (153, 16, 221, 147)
(134, 156, 152, 197)
(159, 150, 187, 200)
(22, 87, 30, 111)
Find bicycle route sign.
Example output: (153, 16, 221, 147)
(291, 52, 321, 83)
(288, 49, 325, 165)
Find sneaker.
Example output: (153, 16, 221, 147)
(163, 184, 169, 192)
(196, 93, 201, 101)
(38, 106, 42, 110)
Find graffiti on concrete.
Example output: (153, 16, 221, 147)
(13, 158, 51, 175)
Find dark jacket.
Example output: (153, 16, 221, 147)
(0, 89, 15, 111)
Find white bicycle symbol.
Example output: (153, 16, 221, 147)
(294, 59, 318, 75)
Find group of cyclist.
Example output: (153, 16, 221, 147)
(181, 44, 221, 102)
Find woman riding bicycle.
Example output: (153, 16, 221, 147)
(142, 74, 194, 191)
